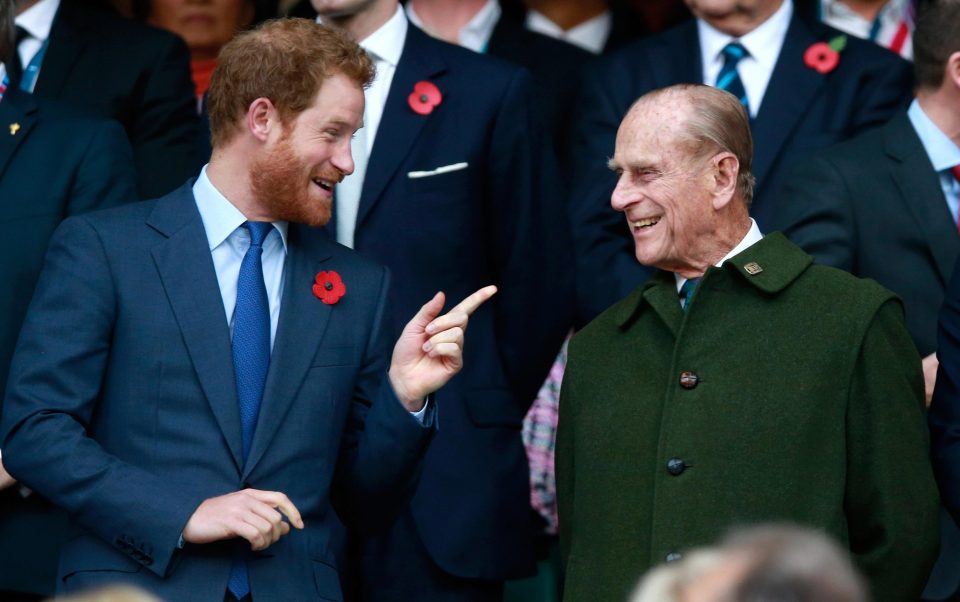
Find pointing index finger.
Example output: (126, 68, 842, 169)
(450, 285, 497, 318)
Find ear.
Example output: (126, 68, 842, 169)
(947, 51, 960, 91)
(246, 97, 279, 143)
(711, 152, 739, 210)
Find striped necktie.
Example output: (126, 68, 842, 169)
(716, 42, 750, 113)
(679, 278, 701, 312)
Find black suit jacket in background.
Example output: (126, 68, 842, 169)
(33, 0, 201, 199)
(0, 87, 137, 598)
(567, 13, 913, 326)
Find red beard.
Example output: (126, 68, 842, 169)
(249, 136, 339, 227)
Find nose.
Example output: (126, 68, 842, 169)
(333, 138, 356, 177)
(610, 174, 635, 212)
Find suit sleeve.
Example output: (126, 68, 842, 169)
(1, 217, 205, 578)
(844, 298, 940, 602)
(556, 333, 580, 567)
(68, 119, 138, 214)
(930, 262, 960, 525)
(775, 153, 856, 270)
(131, 34, 201, 199)
(333, 266, 436, 532)
(566, 58, 654, 327)
(487, 68, 574, 403)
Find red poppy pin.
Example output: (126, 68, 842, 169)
(312, 271, 346, 305)
(408, 81, 442, 115)
(804, 35, 847, 75)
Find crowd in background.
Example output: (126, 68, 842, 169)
(1, 0, 959, 601)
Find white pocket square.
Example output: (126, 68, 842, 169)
(407, 162, 469, 179)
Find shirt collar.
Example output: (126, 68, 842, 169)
(16, 0, 59, 41)
(193, 165, 289, 252)
(908, 100, 960, 173)
(318, 5, 407, 67)
(675, 219, 763, 291)
(406, 0, 501, 53)
(525, 9, 611, 55)
(698, 0, 792, 71)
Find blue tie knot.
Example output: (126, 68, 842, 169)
(722, 42, 748, 64)
(245, 221, 272, 248)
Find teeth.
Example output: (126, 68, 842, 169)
(633, 217, 660, 228)
(313, 178, 333, 191)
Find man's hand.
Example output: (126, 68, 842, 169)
(389, 286, 498, 411)
(0, 458, 16, 491)
(923, 352, 939, 408)
(182, 489, 304, 551)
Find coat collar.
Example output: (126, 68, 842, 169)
(614, 232, 813, 329)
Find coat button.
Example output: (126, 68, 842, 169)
(666, 458, 686, 476)
(665, 551, 683, 563)
(679, 371, 699, 389)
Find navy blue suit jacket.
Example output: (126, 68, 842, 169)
(1, 185, 435, 601)
(0, 87, 137, 597)
(568, 14, 913, 326)
(35, 0, 201, 199)
(344, 25, 573, 580)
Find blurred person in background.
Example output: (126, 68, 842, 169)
(9, 0, 200, 198)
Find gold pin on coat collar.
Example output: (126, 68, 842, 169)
(744, 262, 763, 275)
(9, 123, 20, 136)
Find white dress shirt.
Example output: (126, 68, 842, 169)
(698, 0, 793, 118)
(14, 0, 58, 92)
(675, 219, 764, 293)
(318, 6, 406, 247)
(908, 100, 960, 224)
(193, 167, 288, 348)
(406, 0, 501, 53)
(525, 8, 611, 55)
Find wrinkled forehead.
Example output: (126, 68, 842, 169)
(615, 99, 692, 162)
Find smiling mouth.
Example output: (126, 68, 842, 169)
(632, 217, 661, 230)
(312, 177, 335, 192)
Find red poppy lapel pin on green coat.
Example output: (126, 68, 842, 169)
(804, 35, 847, 74)
(408, 81, 442, 115)
(313, 271, 346, 305)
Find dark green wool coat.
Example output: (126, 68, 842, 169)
(557, 233, 940, 602)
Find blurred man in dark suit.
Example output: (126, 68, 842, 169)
(10, 0, 200, 198)
(567, 0, 913, 327)
(0, 2, 138, 599)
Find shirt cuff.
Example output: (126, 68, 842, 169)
(410, 399, 429, 424)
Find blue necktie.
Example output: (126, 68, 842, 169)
(680, 278, 700, 312)
(716, 42, 750, 113)
(227, 221, 272, 601)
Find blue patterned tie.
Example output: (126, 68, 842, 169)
(679, 278, 700, 312)
(227, 221, 272, 601)
(716, 42, 750, 113)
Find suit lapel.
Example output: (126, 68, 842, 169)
(242, 225, 335, 479)
(751, 15, 825, 196)
(0, 90, 38, 180)
(149, 187, 244, 472)
(886, 115, 960, 284)
(34, 1, 87, 97)
(355, 25, 446, 230)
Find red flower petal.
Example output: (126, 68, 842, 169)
(407, 81, 442, 115)
(312, 271, 346, 305)
(804, 42, 840, 74)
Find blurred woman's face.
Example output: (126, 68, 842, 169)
(149, 0, 256, 60)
